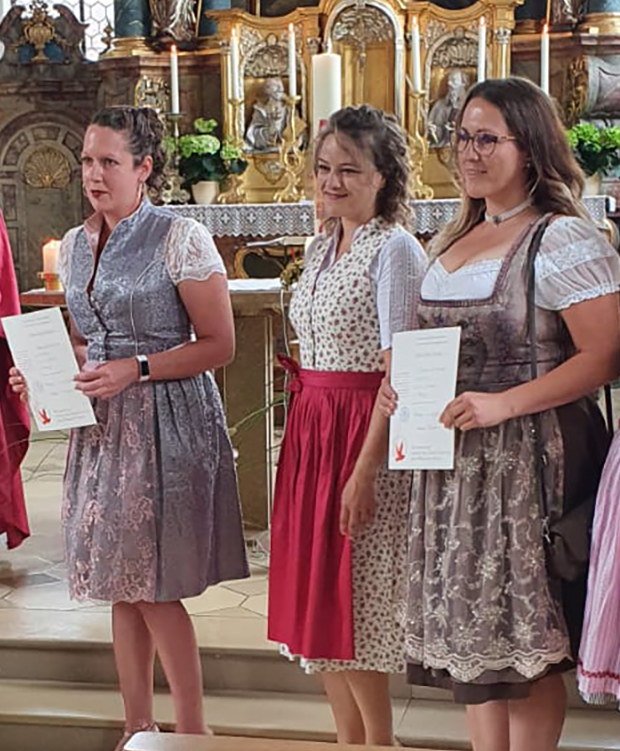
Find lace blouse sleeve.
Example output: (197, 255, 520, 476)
(165, 217, 226, 285)
(58, 227, 80, 287)
(372, 230, 428, 349)
(535, 217, 620, 310)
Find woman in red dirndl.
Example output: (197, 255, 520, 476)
(268, 106, 427, 745)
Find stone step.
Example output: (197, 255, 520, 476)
(0, 609, 611, 711)
(0, 680, 619, 751)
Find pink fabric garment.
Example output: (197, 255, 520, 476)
(577, 429, 620, 704)
(0, 209, 30, 548)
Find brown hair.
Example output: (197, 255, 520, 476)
(89, 106, 167, 197)
(431, 77, 588, 256)
(314, 105, 413, 229)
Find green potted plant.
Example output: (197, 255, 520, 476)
(567, 123, 620, 195)
(174, 118, 248, 204)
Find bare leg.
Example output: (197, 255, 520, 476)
(508, 674, 566, 751)
(112, 602, 156, 731)
(466, 700, 509, 751)
(137, 601, 207, 734)
(346, 670, 395, 745)
(321, 672, 365, 744)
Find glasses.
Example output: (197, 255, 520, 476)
(454, 129, 518, 157)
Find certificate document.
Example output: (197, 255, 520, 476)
(2, 307, 97, 432)
(389, 327, 461, 471)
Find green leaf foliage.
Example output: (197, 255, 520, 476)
(567, 123, 620, 177)
(173, 118, 248, 188)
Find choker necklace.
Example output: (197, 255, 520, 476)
(484, 197, 533, 226)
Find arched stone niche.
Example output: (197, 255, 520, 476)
(0, 112, 87, 290)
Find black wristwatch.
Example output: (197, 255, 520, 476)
(136, 354, 151, 383)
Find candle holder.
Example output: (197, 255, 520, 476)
(162, 112, 191, 205)
(38, 272, 62, 292)
(217, 98, 248, 205)
(408, 90, 434, 201)
(274, 95, 306, 204)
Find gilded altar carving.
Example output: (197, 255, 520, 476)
(564, 56, 588, 127)
(21, 0, 56, 62)
(23, 146, 71, 189)
(431, 29, 478, 69)
(331, 4, 394, 65)
(134, 75, 170, 116)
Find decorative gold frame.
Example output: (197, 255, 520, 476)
(209, 8, 320, 204)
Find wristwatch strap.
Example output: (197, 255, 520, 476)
(136, 354, 150, 383)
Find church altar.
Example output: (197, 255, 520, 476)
(170, 195, 615, 237)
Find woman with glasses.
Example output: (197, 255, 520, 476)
(349, 77, 620, 750)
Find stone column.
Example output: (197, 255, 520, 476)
(200, 0, 232, 37)
(114, 0, 151, 39)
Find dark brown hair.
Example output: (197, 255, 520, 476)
(432, 77, 588, 255)
(314, 105, 413, 229)
(89, 106, 167, 196)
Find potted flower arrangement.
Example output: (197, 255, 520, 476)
(174, 118, 248, 204)
(567, 123, 620, 195)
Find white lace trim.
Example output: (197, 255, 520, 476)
(552, 283, 619, 310)
(405, 638, 572, 683)
(536, 237, 618, 280)
(165, 217, 226, 285)
(58, 227, 80, 287)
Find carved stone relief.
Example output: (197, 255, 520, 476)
(584, 56, 620, 116)
(0, 116, 84, 290)
(23, 146, 71, 189)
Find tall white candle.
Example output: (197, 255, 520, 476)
(477, 17, 487, 83)
(230, 26, 241, 100)
(42, 239, 60, 275)
(312, 51, 342, 135)
(541, 23, 550, 95)
(411, 16, 422, 93)
(170, 44, 180, 114)
(288, 23, 297, 98)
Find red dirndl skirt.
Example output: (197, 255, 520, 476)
(268, 356, 383, 661)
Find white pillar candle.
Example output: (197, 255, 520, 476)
(288, 23, 297, 98)
(312, 51, 342, 136)
(170, 44, 180, 114)
(230, 26, 241, 100)
(477, 17, 487, 83)
(411, 16, 422, 93)
(541, 23, 550, 95)
(42, 239, 60, 275)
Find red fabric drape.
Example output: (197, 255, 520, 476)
(0, 210, 30, 548)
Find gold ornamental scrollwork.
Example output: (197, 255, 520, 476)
(134, 75, 170, 117)
(21, 0, 56, 62)
(433, 29, 478, 69)
(244, 33, 288, 79)
(332, 5, 394, 68)
(565, 56, 588, 127)
(24, 147, 71, 189)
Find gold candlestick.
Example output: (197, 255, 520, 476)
(218, 98, 247, 205)
(408, 90, 434, 201)
(162, 112, 190, 205)
(274, 95, 306, 204)
(38, 272, 62, 292)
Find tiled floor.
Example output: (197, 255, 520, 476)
(1, 430, 270, 642)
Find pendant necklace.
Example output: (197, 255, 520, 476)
(484, 197, 533, 226)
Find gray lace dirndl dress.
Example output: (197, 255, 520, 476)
(58, 200, 249, 603)
(406, 215, 620, 703)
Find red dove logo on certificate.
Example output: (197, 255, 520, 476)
(394, 441, 406, 463)
(38, 408, 52, 426)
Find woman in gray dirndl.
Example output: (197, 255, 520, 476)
(11, 106, 248, 749)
